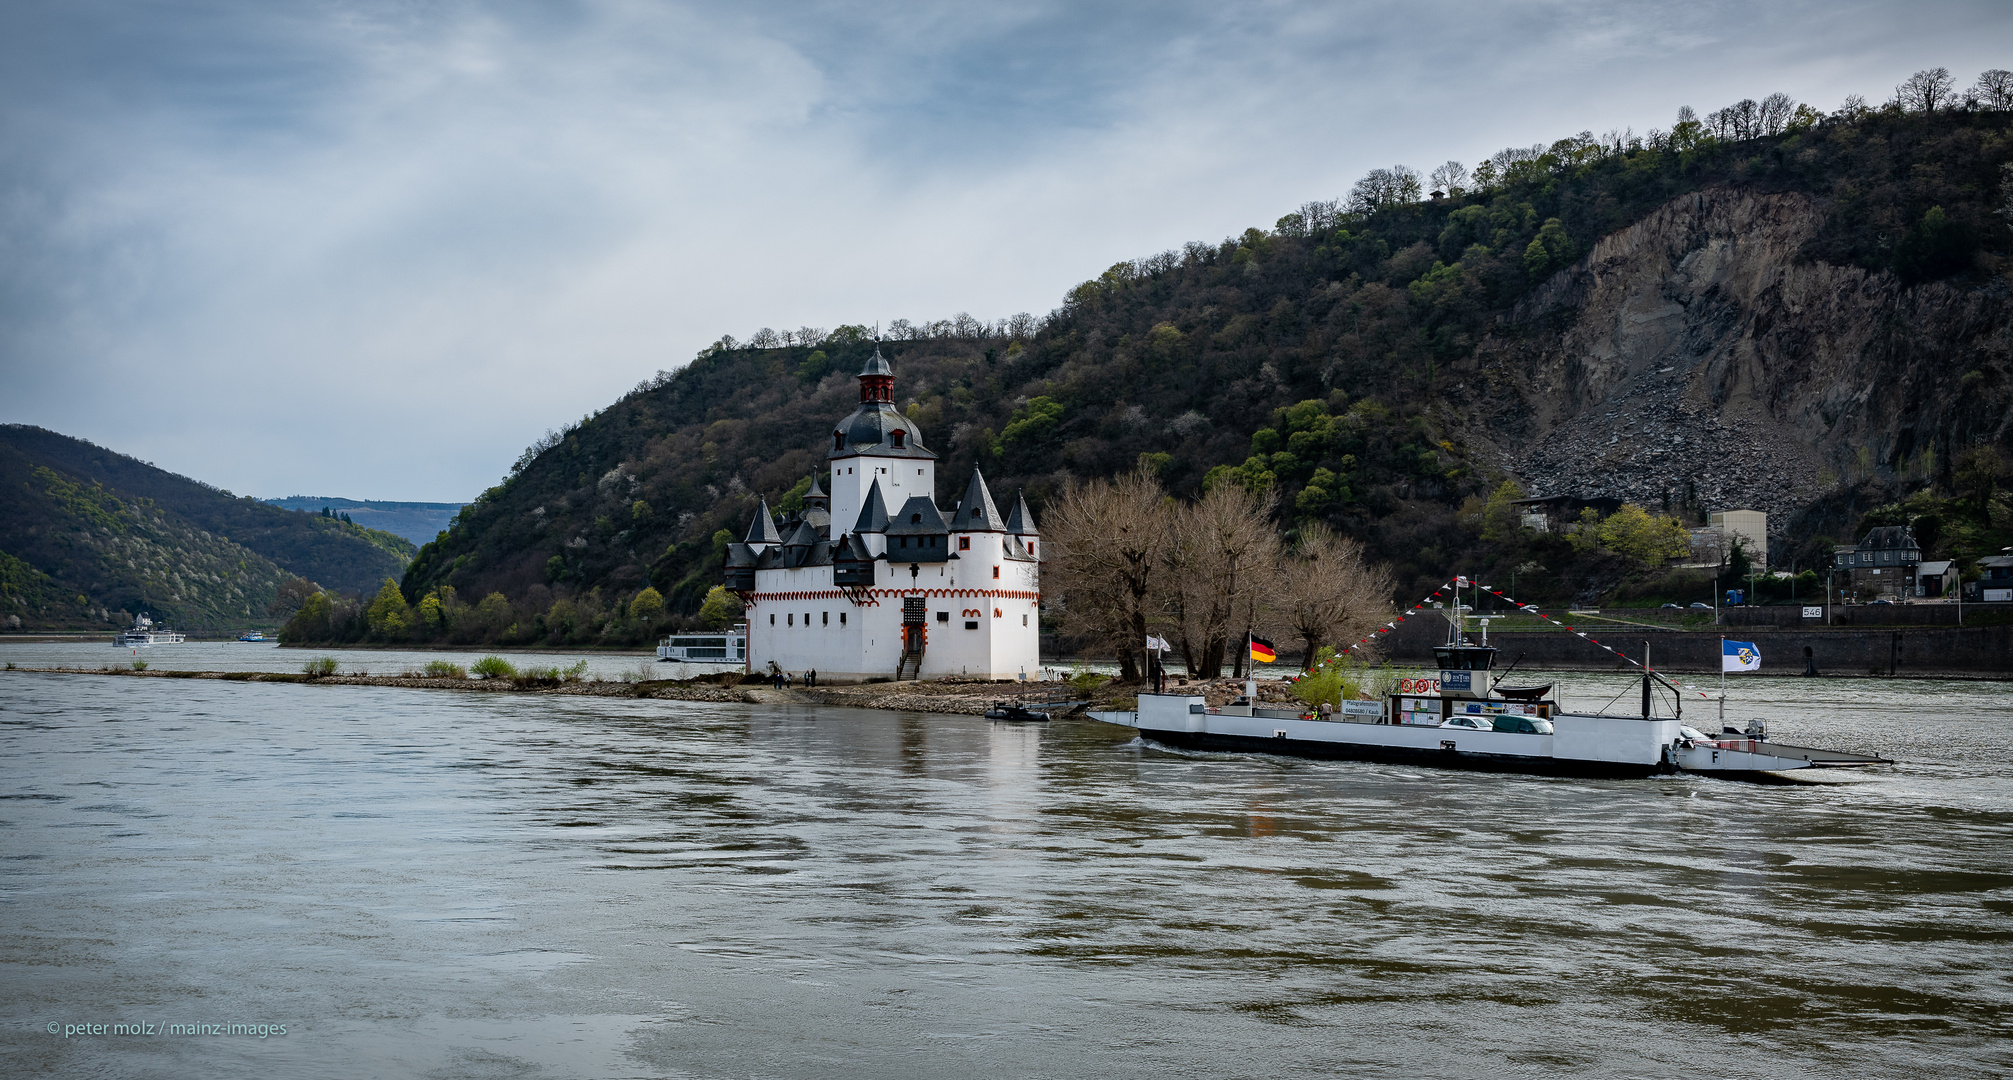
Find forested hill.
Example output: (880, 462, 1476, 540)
(401, 96, 2013, 641)
(0, 426, 416, 630)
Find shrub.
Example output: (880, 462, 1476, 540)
(303, 656, 339, 678)
(470, 655, 516, 679)
(131, 659, 148, 671)
(512, 661, 585, 688)
(1068, 669, 1110, 693)
(423, 659, 468, 679)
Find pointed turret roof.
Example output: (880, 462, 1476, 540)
(744, 496, 781, 545)
(1005, 491, 1038, 536)
(948, 467, 1004, 532)
(885, 496, 949, 534)
(851, 478, 891, 533)
(783, 519, 819, 548)
(859, 347, 893, 377)
(805, 473, 826, 500)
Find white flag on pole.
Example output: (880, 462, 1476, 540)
(1145, 635, 1172, 652)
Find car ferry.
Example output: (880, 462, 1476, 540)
(1090, 612, 1886, 779)
(657, 624, 747, 665)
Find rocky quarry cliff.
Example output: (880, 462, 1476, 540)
(1471, 188, 2011, 542)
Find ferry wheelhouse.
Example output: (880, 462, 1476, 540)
(657, 624, 748, 665)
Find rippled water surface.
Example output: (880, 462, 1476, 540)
(4, 668, 2011, 1078)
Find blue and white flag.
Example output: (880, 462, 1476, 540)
(1722, 639, 1761, 673)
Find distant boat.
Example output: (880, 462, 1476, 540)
(114, 613, 185, 647)
(657, 626, 747, 664)
(237, 631, 266, 642)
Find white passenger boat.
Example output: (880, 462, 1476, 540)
(657, 625, 748, 665)
(1090, 612, 1886, 779)
(113, 614, 186, 647)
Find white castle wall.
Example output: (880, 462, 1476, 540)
(746, 529, 1040, 682)
(830, 459, 935, 537)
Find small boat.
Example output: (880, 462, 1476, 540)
(658, 624, 748, 664)
(237, 631, 266, 642)
(985, 702, 1053, 722)
(985, 689, 1089, 722)
(1090, 598, 1887, 779)
(114, 614, 185, 647)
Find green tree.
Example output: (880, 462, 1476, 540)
(365, 578, 412, 639)
(1598, 505, 1691, 565)
(1480, 480, 1527, 541)
(1567, 507, 1604, 553)
(1523, 218, 1575, 277)
(628, 587, 665, 622)
(698, 585, 744, 629)
(992, 396, 1066, 455)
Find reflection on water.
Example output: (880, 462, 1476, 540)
(2, 670, 2010, 1079)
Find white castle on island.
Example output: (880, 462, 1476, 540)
(724, 349, 1041, 681)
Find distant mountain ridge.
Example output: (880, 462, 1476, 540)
(263, 496, 467, 546)
(0, 426, 417, 631)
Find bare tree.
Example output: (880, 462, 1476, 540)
(1976, 69, 2013, 110)
(1276, 523, 1395, 669)
(1162, 483, 1279, 678)
(1758, 92, 1797, 135)
(1896, 67, 1955, 112)
(1429, 161, 1469, 197)
(1346, 166, 1424, 216)
(1043, 467, 1172, 682)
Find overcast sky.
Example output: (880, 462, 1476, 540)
(2, 1, 2007, 501)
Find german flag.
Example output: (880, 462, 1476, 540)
(1249, 636, 1277, 663)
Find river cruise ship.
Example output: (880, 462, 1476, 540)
(114, 614, 186, 647)
(657, 625, 748, 665)
(1091, 615, 1886, 779)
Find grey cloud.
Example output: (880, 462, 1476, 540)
(2, 0, 2008, 499)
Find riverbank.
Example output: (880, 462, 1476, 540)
(2, 665, 1162, 717)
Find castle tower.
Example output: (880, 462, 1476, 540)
(828, 349, 936, 537)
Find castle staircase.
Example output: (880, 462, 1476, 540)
(895, 654, 922, 681)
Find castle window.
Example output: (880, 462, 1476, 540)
(910, 513, 921, 523)
(936, 611, 948, 622)
(891, 430, 906, 449)
(840, 612, 846, 625)
(770, 614, 775, 625)
(992, 566, 1000, 579)
(788, 613, 793, 626)
(822, 611, 828, 625)
(959, 537, 970, 551)
(1023, 614, 1028, 626)
(1028, 543, 1035, 557)
(899, 536, 909, 548)
(833, 432, 844, 450)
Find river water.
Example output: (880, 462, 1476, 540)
(3, 662, 2010, 1078)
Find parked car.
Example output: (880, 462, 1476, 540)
(1492, 716, 1554, 734)
(1439, 716, 1493, 732)
(1689, 602, 1712, 610)
(1660, 603, 1682, 610)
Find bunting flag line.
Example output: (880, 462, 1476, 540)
(1309, 576, 1729, 703)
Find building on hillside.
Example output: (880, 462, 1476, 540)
(1831, 525, 1921, 601)
(1509, 494, 1624, 533)
(1709, 509, 1768, 569)
(1975, 554, 2013, 602)
(1915, 560, 1959, 599)
(723, 349, 1041, 681)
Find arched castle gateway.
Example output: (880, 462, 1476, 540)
(724, 350, 1041, 681)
